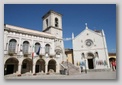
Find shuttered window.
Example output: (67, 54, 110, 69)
(45, 44, 50, 54)
(9, 39, 17, 53)
(23, 41, 29, 54)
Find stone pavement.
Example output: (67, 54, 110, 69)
(4, 71, 116, 79)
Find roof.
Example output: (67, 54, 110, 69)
(65, 48, 73, 53)
(42, 10, 62, 19)
(109, 53, 116, 56)
(94, 30, 102, 33)
(4, 24, 56, 39)
(74, 28, 103, 40)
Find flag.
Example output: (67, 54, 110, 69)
(36, 46, 40, 55)
(32, 52, 34, 58)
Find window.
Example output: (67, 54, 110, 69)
(45, 44, 50, 54)
(81, 53, 85, 59)
(23, 41, 29, 54)
(55, 18, 58, 27)
(35, 42, 40, 53)
(95, 52, 99, 58)
(85, 39, 93, 47)
(56, 51, 60, 55)
(56, 51, 60, 57)
(8, 39, 17, 53)
(46, 19, 48, 27)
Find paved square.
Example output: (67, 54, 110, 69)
(5, 71, 116, 79)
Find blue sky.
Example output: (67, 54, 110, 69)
(4, 4, 116, 53)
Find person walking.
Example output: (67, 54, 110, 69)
(111, 60, 116, 71)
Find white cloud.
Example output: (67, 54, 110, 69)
(63, 37, 72, 41)
(111, 49, 116, 51)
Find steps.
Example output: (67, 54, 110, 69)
(87, 69, 111, 72)
(61, 61, 80, 75)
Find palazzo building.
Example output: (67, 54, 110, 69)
(4, 10, 66, 75)
(72, 24, 110, 70)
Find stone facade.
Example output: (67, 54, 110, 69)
(4, 10, 112, 76)
(108, 53, 116, 71)
(65, 49, 74, 64)
(4, 10, 66, 75)
(72, 24, 110, 70)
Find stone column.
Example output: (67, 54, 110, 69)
(56, 63, 59, 73)
(45, 64, 48, 73)
(33, 64, 36, 74)
(85, 59, 88, 69)
(18, 64, 22, 76)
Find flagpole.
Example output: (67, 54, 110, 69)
(32, 52, 36, 75)
(32, 52, 33, 74)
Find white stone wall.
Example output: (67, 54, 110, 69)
(42, 11, 65, 62)
(4, 30, 55, 55)
(4, 23, 66, 75)
(43, 15, 51, 31)
(4, 11, 66, 75)
(73, 28, 110, 70)
(42, 12, 62, 31)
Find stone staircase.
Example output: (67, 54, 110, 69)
(87, 69, 111, 72)
(60, 61, 80, 75)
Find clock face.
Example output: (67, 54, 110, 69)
(85, 39, 93, 47)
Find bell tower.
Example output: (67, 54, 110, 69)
(42, 10, 66, 61)
(42, 10, 62, 39)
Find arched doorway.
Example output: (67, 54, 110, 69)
(109, 58, 116, 68)
(109, 58, 116, 62)
(36, 59, 45, 73)
(87, 53, 94, 69)
(21, 58, 32, 74)
(48, 59, 56, 72)
(4, 58, 19, 75)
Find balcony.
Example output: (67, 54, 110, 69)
(8, 52, 15, 56)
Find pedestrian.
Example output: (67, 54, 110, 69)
(114, 61, 116, 70)
(81, 66, 83, 73)
(111, 61, 116, 71)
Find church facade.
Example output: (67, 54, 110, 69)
(72, 24, 110, 70)
(4, 10, 66, 75)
